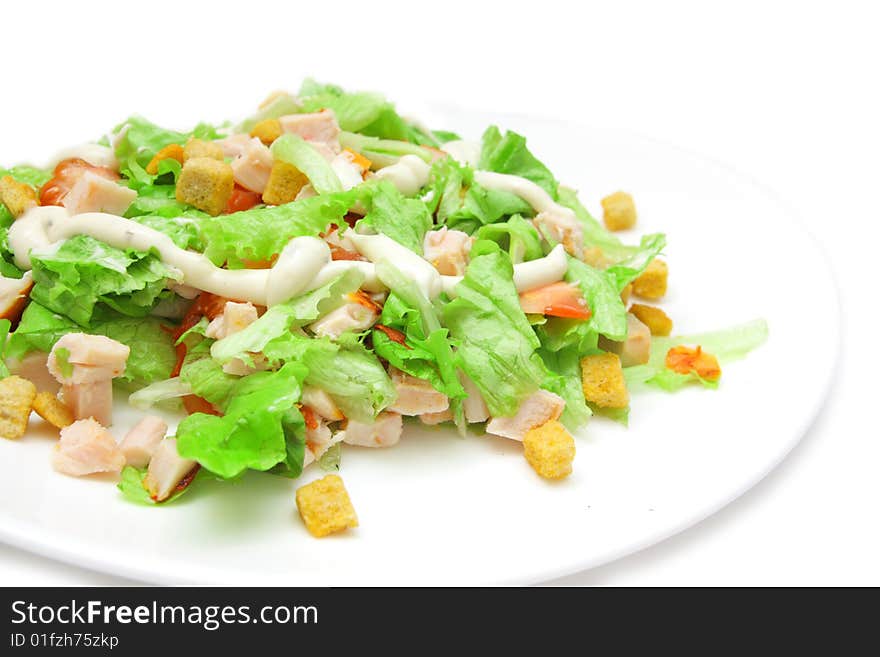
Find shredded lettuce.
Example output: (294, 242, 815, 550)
(625, 320, 769, 391)
(271, 134, 343, 194)
(564, 257, 628, 341)
(0, 319, 11, 378)
(238, 93, 300, 133)
(360, 181, 432, 254)
(539, 346, 593, 429)
(479, 126, 558, 198)
(604, 233, 667, 292)
(477, 214, 544, 263)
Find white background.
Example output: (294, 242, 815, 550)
(0, 0, 876, 585)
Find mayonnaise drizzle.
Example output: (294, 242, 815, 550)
(473, 170, 577, 221)
(373, 155, 431, 196)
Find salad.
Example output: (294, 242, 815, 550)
(0, 81, 767, 538)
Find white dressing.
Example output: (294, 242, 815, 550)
(441, 140, 481, 167)
(473, 170, 577, 221)
(373, 155, 431, 196)
(347, 232, 442, 299)
(46, 143, 118, 170)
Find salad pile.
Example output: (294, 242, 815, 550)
(0, 81, 767, 537)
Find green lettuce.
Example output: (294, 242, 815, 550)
(238, 93, 300, 132)
(625, 320, 769, 391)
(29, 235, 180, 326)
(338, 131, 434, 168)
(117, 465, 204, 505)
(443, 248, 546, 417)
(539, 346, 592, 429)
(271, 134, 343, 194)
(477, 214, 544, 262)
(479, 126, 558, 198)
(129, 214, 204, 250)
(176, 362, 308, 479)
(564, 257, 628, 341)
(604, 233, 667, 292)
(360, 181, 432, 254)
(6, 301, 176, 385)
(200, 189, 356, 266)
(0, 319, 11, 378)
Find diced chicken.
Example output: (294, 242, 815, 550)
(230, 137, 274, 194)
(459, 372, 490, 423)
(323, 227, 358, 254)
(62, 171, 136, 216)
(532, 208, 584, 260)
(7, 350, 59, 393)
(330, 152, 366, 190)
(341, 412, 403, 448)
(51, 418, 125, 476)
(301, 386, 344, 421)
(215, 133, 253, 158)
(278, 110, 341, 152)
(309, 302, 378, 339)
(420, 408, 453, 425)
(205, 301, 259, 340)
(599, 313, 652, 367)
(423, 227, 473, 276)
(221, 354, 268, 376)
(486, 389, 565, 441)
(119, 415, 167, 468)
(304, 419, 345, 463)
(144, 438, 197, 502)
(387, 367, 449, 416)
(0, 271, 33, 324)
(48, 334, 129, 426)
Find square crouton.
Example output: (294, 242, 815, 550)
(581, 352, 629, 409)
(145, 143, 185, 175)
(523, 420, 575, 480)
(262, 161, 309, 206)
(601, 191, 637, 231)
(250, 118, 283, 146)
(32, 391, 74, 429)
(0, 376, 37, 439)
(630, 303, 673, 336)
(0, 176, 38, 218)
(183, 138, 224, 162)
(295, 474, 359, 538)
(632, 259, 668, 300)
(176, 157, 234, 216)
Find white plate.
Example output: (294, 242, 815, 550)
(0, 110, 838, 585)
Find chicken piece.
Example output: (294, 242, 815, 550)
(419, 408, 453, 425)
(423, 227, 473, 276)
(301, 386, 344, 421)
(47, 333, 130, 384)
(532, 208, 584, 259)
(581, 352, 629, 409)
(486, 390, 565, 441)
(61, 381, 114, 426)
(330, 152, 366, 190)
(323, 227, 358, 254)
(599, 313, 652, 367)
(278, 110, 341, 152)
(308, 302, 378, 339)
(51, 418, 125, 476)
(387, 367, 449, 416)
(632, 259, 668, 300)
(215, 133, 252, 158)
(221, 355, 268, 376)
(32, 392, 74, 428)
(205, 301, 259, 340)
(0, 175, 38, 217)
(61, 171, 137, 216)
(0, 271, 33, 324)
(8, 350, 59, 393)
(523, 420, 576, 480)
(144, 438, 198, 502)
(460, 372, 490, 423)
(175, 157, 234, 216)
(119, 415, 168, 468)
(183, 138, 224, 162)
(341, 412, 403, 448)
(601, 191, 637, 231)
(230, 137, 274, 194)
(629, 303, 673, 336)
(295, 474, 358, 538)
(0, 375, 37, 440)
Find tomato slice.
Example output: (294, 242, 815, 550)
(182, 395, 222, 416)
(518, 282, 591, 320)
(39, 158, 119, 207)
(665, 345, 722, 381)
(224, 184, 262, 214)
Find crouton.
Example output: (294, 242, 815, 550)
(145, 143, 185, 175)
(0, 375, 37, 439)
(175, 157, 234, 216)
(183, 138, 224, 162)
(601, 191, 637, 231)
(523, 420, 576, 480)
(32, 392, 74, 429)
(632, 259, 668, 300)
(581, 352, 629, 409)
(250, 118, 283, 145)
(666, 345, 721, 381)
(630, 303, 673, 336)
(262, 161, 309, 206)
(0, 176, 38, 218)
(295, 474, 359, 538)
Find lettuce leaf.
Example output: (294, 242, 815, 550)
(129, 214, 204, 250)
(624, 320, 769, 391)
(176, 362, 308, 479)
(238, 93, 300, 133)
(443, 248, 546, 417)
(539, 346, 592, 429)
(0, 319, 11, 378)
(117, 464, 204, 505)
(477, 214, 544, 262)
(564, 257, 628, 341)
(556, 186, 638, 261)
(271, 134, 343, 195)
(200, 189, 357, 266)
(29, 235, 180, 326)
(604, 233, 667, 292)
(6, 301, 176, 385)
(479, 126, 558, 198)
(359, 181, 432, 254)
(339, 132, 434, 168)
